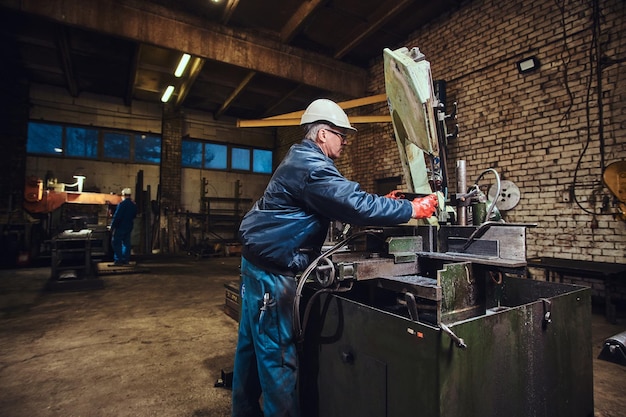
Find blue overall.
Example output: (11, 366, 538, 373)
(232, 258, 298, 417)
(233, 139, 412, 416)
(111, 197, 137, 264)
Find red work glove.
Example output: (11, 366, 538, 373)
(384, 190, 405, 200)
(411, 194, 438, 219)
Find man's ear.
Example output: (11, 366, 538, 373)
(317, 129, 327, 143)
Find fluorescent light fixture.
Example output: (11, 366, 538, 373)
(54, 147, 63, 153)
(174, 53, 191, 77)
(161, 85, 175, 103)
(517, 56, 540, 74)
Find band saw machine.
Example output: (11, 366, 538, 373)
(296, 47, 593, 417)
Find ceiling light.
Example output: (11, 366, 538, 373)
(161, 85, 175, 103)
(174, 53, 191, 77)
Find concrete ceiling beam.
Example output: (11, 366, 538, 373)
(3, 0, 367, 98)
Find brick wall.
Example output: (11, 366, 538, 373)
(348, 0, 625, 264)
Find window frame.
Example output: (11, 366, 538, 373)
(25, 121, 272, 174)
(26, 121, 161, 165)
(181, 138, 273, 175)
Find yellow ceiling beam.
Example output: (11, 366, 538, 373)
(238, 94, 389, 127)
(238, 115, 391, 128)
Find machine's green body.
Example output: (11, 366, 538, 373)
(300, 263, 593, 417)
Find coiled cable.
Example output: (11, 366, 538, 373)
(293, 229, 382, 343)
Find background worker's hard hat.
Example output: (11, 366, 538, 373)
(300, 99, 357, 131)
(121, 188, 132, 196)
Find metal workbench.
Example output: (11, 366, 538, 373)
(527, 256, 626, 323)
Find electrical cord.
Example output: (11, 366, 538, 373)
(292, 228, 472, 350)
(292, 229, 383, 344)
(571, 0, 613, 217)
(555, 0, 575, 123)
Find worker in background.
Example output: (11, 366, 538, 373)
(232, 98, 438, 417)
(110, 187, 137, 266)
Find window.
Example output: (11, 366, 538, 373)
(25, 119, 272, 173)
(204, 143, 227, 169)
(134, 134, 161, 163)
(182, 140, 202, 168)
(27, 122, 62, 154)
(26, 121, 161, 164)
(103, 132, 131, 160)
(181, 139, 272, 174)
(253, 149, 273, 174)
(66, 127, 98, 158)
(25, 120, 270, 173)
(231, 147, 250, 171)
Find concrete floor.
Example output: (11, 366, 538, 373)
(0, 254, 624, 417)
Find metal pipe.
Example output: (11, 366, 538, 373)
(456, 160, 467, 225)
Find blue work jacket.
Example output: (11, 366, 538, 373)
(111, 198, 137, 232)
(239, 139, 413, 274)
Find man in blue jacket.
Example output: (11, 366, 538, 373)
(110, 187, 137, 266)
(232, 98, 438, 417)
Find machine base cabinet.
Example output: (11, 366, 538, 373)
(299, 277, 593, 417)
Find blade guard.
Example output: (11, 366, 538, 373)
(384, 47, 440, 195)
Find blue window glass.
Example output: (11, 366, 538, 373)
(27, 122, 63, 154)
(231, 147, 250, 171)
(135, 134, 161, 163)
(253, 149, 273, 174)
(103, 132, 130, 159)
(66, 127, 98, 158)
(205, 143, 227, 169)
(182, 140, 202, 168)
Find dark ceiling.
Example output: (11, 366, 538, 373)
(0, 0, 462, 122)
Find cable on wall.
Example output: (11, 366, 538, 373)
(571, 0, 609, 216)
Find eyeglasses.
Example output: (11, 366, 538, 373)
(324, 128, 348, 142)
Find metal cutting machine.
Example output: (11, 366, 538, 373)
(297, 47, 593, 417)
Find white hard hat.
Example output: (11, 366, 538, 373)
(121, 188, 132, 196)
(300, 99, 357, 131)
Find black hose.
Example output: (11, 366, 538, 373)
(473, 168, 501, 224)
(292, 229, 381, 343)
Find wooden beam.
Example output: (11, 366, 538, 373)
(261, 85, 303, 118)
(174, 56, 205, 108)
(125, 43, 141, 107)
(221, 0, 240, 24)
(55, 26, 79, 97)
(6, 0, 366, 97)
(263, 94, 388, 120)
(238, 115, 391, 128)
(334, 0, 413, 59)
(215, 71, 256, 119)
(280, 0, 326, 43)
(338, 93, 388, 110)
